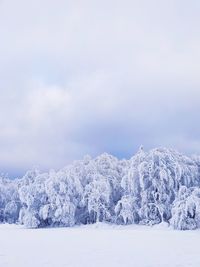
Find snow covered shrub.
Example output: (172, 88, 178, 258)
(139, 203, 162, 225)
(115, 195, 139, 224)
(170, 186, 200, 230)
(19, 208, 40, 228)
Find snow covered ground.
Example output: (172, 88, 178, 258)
(0, 223, 200, 267)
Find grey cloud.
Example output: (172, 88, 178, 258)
(0, 0, 200, 176)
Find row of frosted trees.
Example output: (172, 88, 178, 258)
(1, 147, 200, 230)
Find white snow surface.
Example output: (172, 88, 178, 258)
(0, 223, 200, 267)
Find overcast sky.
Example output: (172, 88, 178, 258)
(0, 0, 200, 177)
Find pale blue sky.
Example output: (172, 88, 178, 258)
(0, 0, 200, 177)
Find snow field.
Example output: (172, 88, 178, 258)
(0, 223, 200, 267)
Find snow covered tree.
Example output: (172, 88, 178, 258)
(18, 171, 48, 228)
(137, 148, 199, 225)
(0, 176, 20, 223)
(43, 168, 83, 227)
(0, 147, 199, 230)
(84, 173, 111, 223)
(170, 186, 200, 230)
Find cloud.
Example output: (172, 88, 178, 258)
(0, 0, 200, 176)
